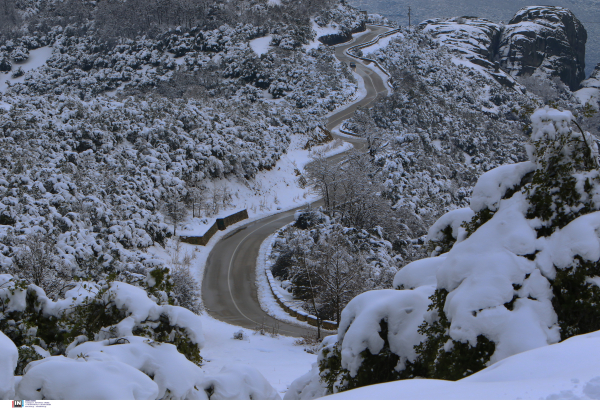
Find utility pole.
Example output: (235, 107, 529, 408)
(408, 6, 412, 27)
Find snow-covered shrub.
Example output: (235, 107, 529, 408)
(410, 107, 600, 378)
(288, 107, 600, 397)
(16, 356, 159, 400)
(0, 330, 18, 399)
(0, 52, 11, 72)
(67, 336, 203, 399)
(0, 274, 204, 367)
(10, 46, 29, 63)
(196, 365, 281, 400)
(425, 208, 474, 256)
(316, 288, 434, 393)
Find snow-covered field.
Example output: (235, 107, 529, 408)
(250, 35, 273, 56)
(0, 46, 53, 93)
(200, 314, 315, 396)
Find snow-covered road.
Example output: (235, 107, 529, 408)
(201, 25, 394, 337)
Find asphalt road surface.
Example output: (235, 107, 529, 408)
(201, 25, 394, 338)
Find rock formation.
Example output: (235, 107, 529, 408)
(499, 6, 587, 91)
(420, 6, 587, 91)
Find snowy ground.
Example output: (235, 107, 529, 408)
(0, 47, 53, 93)
(250, 35, 273, 56)
(199, 314, 315, 396)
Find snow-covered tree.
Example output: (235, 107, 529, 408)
(287, 107, 600, 397)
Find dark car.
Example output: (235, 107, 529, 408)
(350, 62, 357, 69)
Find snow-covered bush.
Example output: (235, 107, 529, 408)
(322, 329, 600, 400)
(288, 107, 600, 397)
(0, 274, 205, 368)
(0, 330, 18, 399)
(17, 356, 159, 400)
(196, 365, 281, 400)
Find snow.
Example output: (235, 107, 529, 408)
(574, 87, 600, 107)
(199, 314, 316, 397)
(336, 287, 435, 377)
(16, 356, 159, 400)
(324, 329, 600, 400)
(470, 161, 536, 212)
(195, 364, 280, 400)
(65, 336, 279, 399)
(536, 212, 600, 280)
(249, 35, 273, 56)
(427, 207, 475, 242)
(393, 255, 446, 289)
(0, 331, 17, 400)
(438, 193, 558, 362)
(106, 282, 205, 348)
(0, 47, 53, 93)
(67, 336, 204, 399)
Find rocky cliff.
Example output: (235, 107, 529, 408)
(499, 6, 587, 91)
(420, 17, 515, 87)
(420, 6, 587, 91)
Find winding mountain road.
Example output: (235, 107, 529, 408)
(201, 25, 393, 338)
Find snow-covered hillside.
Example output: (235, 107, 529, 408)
(0, 0, 369, 400)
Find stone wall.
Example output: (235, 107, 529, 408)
(180, 209, 249, 246)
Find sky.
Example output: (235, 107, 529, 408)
(348, 0, 600, 77)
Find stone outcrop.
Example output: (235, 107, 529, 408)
(420, 6, 587, 90)
(420, 17, 515, 87)
(498, 6, 587, 91)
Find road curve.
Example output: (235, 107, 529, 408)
(201, 25, 393, 338)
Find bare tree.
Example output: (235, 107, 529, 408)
(289, 227, 370, 329)
(162, 196, 188, 236)
(10, 233, 72, 299)
(187, 184, 206, 218)
(169, 241, 202, 314)
(306, 150, 398, 234)
(305, 150, 342, 211)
